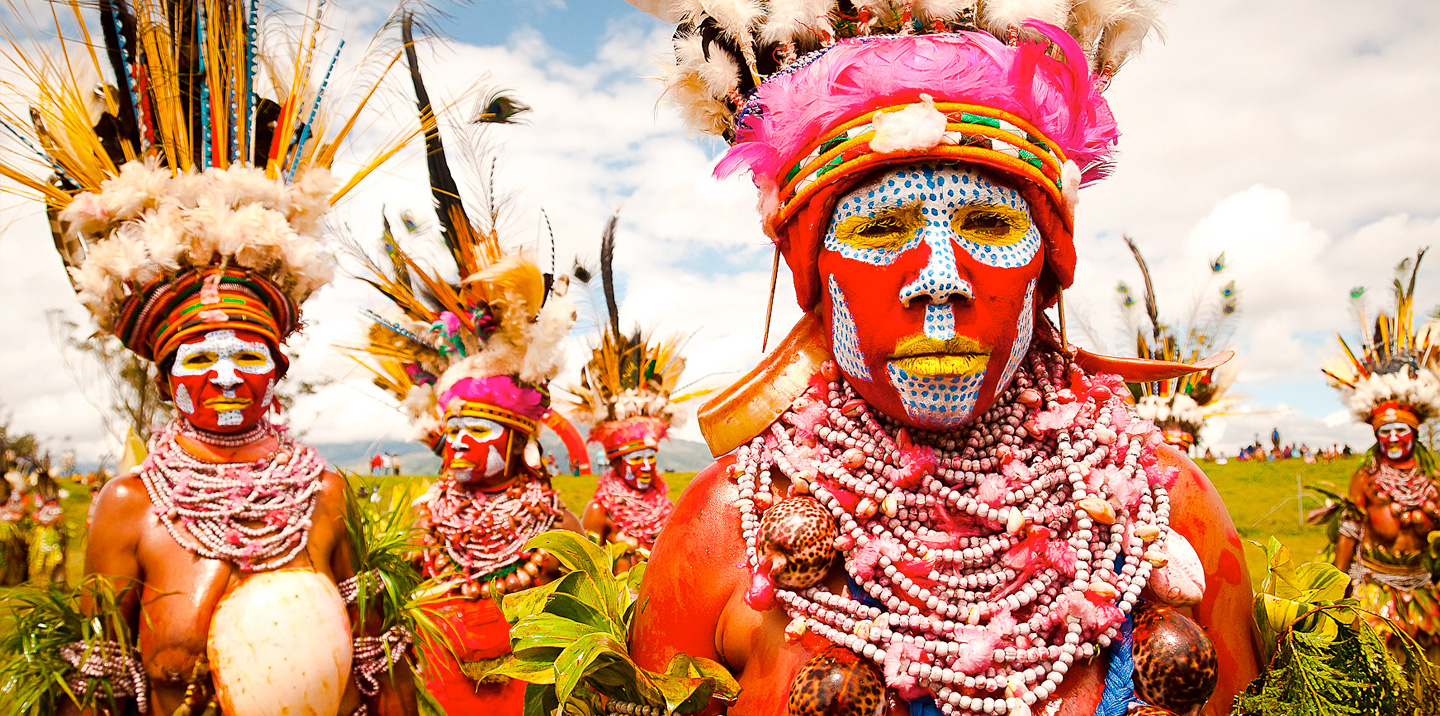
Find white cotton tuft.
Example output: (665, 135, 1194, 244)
(1060, 160, 1081, 215)
(759, 0, 834, 45)
(695, 0, 766, 41)
(520, 295, 578, 384)
(914, 0, 980, 26)
(1095, 0, 1163, 75)
(979, 0, 1073, 35)
(1067, 0, 1128, 58)
(870, 95, 948, 154)
(663, 64, 735, 138)
(63, 163, 340, 334)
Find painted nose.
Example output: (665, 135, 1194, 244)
(899, 234, 973, 308)
(210, 359, 242, 388)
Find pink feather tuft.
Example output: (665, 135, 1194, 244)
(725, 27, 1118, 194)
(590, 416, 670, 452)
(440, 375, 547, 419)
(952, 626, 1002, 674)
(884, 642, 929, 700)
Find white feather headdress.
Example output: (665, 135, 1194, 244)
(1323, 249, 1440, 423)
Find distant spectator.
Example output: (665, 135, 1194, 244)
(380, 453, 392, 475)
(1271, 427, 1281, 449)
(390, 452, 402, 476)
(370, 453, 384, 476)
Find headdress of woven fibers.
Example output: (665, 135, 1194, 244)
(134, 267, 294, 374)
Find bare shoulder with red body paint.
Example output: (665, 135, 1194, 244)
(1158, 445, 1261, 715)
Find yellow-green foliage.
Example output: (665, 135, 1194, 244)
(488, 530, 739, 716)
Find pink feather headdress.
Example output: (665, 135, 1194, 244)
(592, 417, 671, 460)
(720, 25, 1118, 309)
(627, 0, 1165, 311)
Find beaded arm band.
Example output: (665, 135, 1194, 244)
(337, 569, 383, 605)
(60, 640, 149, 715)
(1339, 519, 1364, 541)
(352, 627, 414, 697)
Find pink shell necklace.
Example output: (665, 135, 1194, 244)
(733, 349, 1178, 716)
(140, 419, 324, 572)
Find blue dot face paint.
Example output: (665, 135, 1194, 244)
(818, 162, 1043, 429)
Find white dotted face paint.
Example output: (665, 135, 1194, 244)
(174, 384, 195, 414)
(828, 275, 872, 382)
(818, 162, 1044, 429)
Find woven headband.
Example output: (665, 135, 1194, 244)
(605, 438, 657, 461)
(451, 402, 541, 438)
(118, 267, 296, 363)
(773, 101, 1067, 231)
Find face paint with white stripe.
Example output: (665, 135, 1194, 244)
(818, 162, 1043, 429)
(168, 329, 278, 433)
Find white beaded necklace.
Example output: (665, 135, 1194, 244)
(734, 349, 1176, 716)
(140, 419, 325, 572)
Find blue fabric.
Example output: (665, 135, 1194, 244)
(1094, 613, 1139, 716)
(907, 694, 945, 716)
(846, 574, 884, 609)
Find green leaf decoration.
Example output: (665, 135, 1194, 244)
(0, 574, 137, 716)
(1240, 538, 1440, 715)
(485, 529, 740, 715)
(342, 474, 457, 705)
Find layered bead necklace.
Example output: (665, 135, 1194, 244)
(734, 349, 1176, 716)
(419, 478, 560, 597)
(141, 418, 324, 572)
(1371, 462, 1438, 508)
(592, 470, 675, 549)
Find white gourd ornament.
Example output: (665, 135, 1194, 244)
(207, 569, 353, 716)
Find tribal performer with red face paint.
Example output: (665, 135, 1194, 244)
(343, 17, 582, 714)
(569, 223, 702, 571)
(0, 3, 421, 714)
(1324, 250, 1440, 656)
(623, 2, 1260, 715)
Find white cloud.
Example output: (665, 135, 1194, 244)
(1, 1, 1437, 463)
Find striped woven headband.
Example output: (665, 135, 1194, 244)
(118, 268, 294, 363)
(773, 102, 1068, 228)
(453, 403, 541, 437)
(605, 438, 655, 460)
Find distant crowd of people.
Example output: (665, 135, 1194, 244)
(1225, 428, 1352, 463)
(370, 451, 404, 476)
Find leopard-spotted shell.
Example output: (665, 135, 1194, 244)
(1132, 601, 1218, 715)
(787, 646, 886, 716)
(760, 496, 838, 588)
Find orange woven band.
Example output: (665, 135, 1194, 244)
(773, 102, 1068, 231)
(452, 402, 541, 438)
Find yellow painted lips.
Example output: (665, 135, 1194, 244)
(889, 335, 991, 377)
(203, 397, 253, 412)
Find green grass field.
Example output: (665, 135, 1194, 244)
(51, 458, 1353, 587)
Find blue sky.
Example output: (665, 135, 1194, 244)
(447, 1, 657, 62)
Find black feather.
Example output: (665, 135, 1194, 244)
(540, 209, 555, 300)
(98, 0, 141, 155)
(402, 13, 470, 270)
(600, 213, 620, 342)
(1124, 235, 1160, 347)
